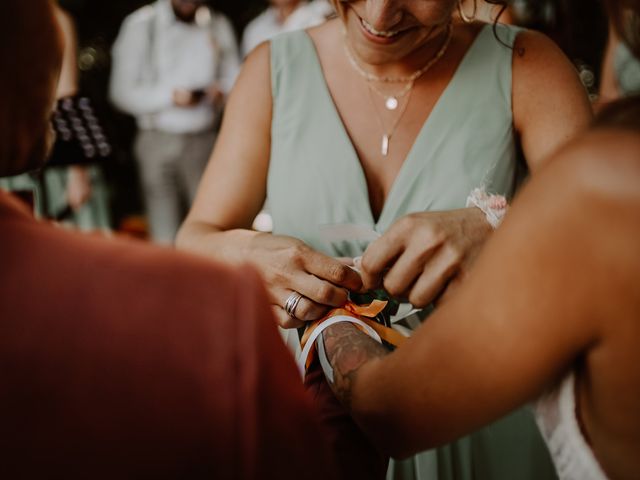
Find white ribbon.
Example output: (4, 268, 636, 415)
(297, 315, 383, 378)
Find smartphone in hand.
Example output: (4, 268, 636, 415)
(190, 88, 206, 102)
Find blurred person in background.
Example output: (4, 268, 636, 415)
(242, 0, 334, 57)
(457, 0, 513, 24)
(0, 1, 336, 477)
(0, 3, 111, 231)
(109, 0, 240, 244)
(599, 10, 640, 106)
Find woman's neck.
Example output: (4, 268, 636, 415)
(275, 3, 300, 24)
(346, 21, 453, 81)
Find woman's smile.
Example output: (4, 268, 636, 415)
(358, 14, 415, 44)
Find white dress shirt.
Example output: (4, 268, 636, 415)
(110, 0, 240, 134)
(241, 0, 333, 57)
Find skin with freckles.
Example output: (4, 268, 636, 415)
(177, 0, 592, 327)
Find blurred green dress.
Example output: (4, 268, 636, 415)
(615, 42, 640, 96)
(268, 24, 557, 480)
(0, 166, 110, 232)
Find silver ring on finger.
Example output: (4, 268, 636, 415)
(284, 291, 304, 320)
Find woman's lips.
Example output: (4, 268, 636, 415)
(358, 16, 412, 44)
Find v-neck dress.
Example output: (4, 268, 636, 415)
(269, 25, 557, 480)
(269, 25, 517, 258)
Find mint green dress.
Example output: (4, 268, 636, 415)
(269, 25, 557, 480)
(0, 167, 111, 231)
(615, 42, 640, 96)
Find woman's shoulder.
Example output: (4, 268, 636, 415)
(267, 27, 317, 65)
(565, 97, 640, 175)
(509, 27, 577, 83)
(538, 121, 640, 216)
(564, 128, 640, 190)
(269, 21, 342, 79)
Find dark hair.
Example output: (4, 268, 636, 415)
(0, 0, 63, 174)
(483, 0, 509, 16)
(595, 95, 640, 130)
(480, 1, 512, 48)
(603, 0, 640, 58)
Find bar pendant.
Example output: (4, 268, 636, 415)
(382, 134, 389, 156)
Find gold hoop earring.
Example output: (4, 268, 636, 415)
(457, 0, 477, 23)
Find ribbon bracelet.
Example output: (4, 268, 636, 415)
(297, 300, 408, 377)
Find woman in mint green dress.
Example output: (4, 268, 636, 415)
(600, 16, 640, 104)
(178, 0, 592, 478)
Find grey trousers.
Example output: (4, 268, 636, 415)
(134, 129, 216, 244)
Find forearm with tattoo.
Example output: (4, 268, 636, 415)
(320, 322, 388, 410)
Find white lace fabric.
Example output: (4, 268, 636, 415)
(534, 373, 609, 480)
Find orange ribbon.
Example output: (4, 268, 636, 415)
(300, 300, 407, 372)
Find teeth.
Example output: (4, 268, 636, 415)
(361, 18, 400, 38)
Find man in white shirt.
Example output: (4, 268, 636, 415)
(110, 0, 240, 244)
(241, 0, 333, 57)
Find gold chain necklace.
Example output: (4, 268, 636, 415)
(368, 80, 414, 110)
(347, 24, 454, 156)
(344, 23, 453, 112)
(344, 23, 453, 83)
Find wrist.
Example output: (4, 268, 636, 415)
(466, 188, 508, 229)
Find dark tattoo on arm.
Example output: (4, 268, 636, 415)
(320, 322, 388, 410)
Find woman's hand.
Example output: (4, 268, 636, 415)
(247, 233, 363, 329)
(360, 208, 492, 307)
(66, 166, 92, 211)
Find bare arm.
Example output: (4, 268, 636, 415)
(598, 22, 621, 109)
(53, 7, 78, 99)
(176, 42, 273, 256)
(53, 7, 92, 209)
(324, 130, 640, 458)
(512, 30, 593, 171)
(176, 42, 362, 327)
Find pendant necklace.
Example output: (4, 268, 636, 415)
(367, 83, 414, 156)
(344, 23, 454, 156)
(369, 81, 414, 111)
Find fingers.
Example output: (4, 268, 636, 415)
(257, 239, 366, 328)
(296, 269, 352, 306)
(303, 251, 363, 292)
(360, 235, 404, 291)
(335, 257, 355, 266)
(270, 276, 344, 328)
(271, 288, 334, 329)
(406, 245, 462, 307)
(380, 243, 440, 298)
(271, 305, 305, 329)
(280, 288, 333, 321)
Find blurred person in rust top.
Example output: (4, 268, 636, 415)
(0, 1, 335, 478)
